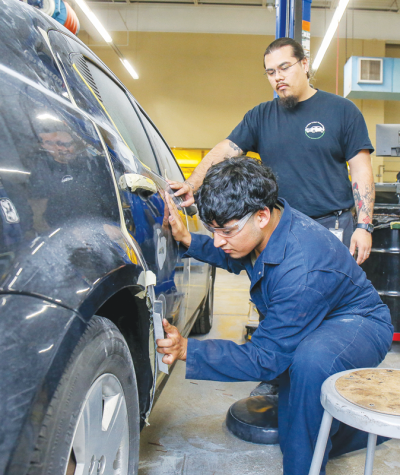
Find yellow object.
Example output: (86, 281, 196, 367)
(246, 151, 261, 160)
(390, 222, 400, 229)
(125, 244, 138, 264)
(172, 148, 261, 179)
(172, 148, 209, 179)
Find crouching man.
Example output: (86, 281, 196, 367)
(158, 157, 393, 475)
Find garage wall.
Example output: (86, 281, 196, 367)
(79, 31, 273, 148)
(79, 31, 399, 180)
(384, 44, 400, 124)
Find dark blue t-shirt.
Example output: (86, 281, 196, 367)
(227, 90, 374, 218)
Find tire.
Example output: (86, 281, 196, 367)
(191, 267, 215, 335)
(28, 316, 140, 475)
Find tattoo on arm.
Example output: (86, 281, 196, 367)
(226, 141, 243, 158)
(352, 182, 375, 224)
(185, 181, 195, 191)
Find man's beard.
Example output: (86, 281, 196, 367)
(278, 94, 299, 110)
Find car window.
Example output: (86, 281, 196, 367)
(48, 31, 110, 127)
(83, 62, 160, 174)
(134, 106, 184, 182)
(48, 31, 160, 175)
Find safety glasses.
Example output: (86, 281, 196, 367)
(202, 211, 255, 238)
(264, 58, 301, 77)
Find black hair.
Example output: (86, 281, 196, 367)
(264, 37, 310, 79)
(196, 156, 278, 227)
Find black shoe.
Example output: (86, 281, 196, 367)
(250, 380, 279, 397)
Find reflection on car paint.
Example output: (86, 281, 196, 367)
(0, 1, 67, 98)
(0, 71, 140, 311)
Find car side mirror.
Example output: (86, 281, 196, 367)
(119, 173, 157, 195)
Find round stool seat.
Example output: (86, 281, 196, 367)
(226, 395, 279, 445)
(335, 368, 400, 416)
(321, 368, 400, 439)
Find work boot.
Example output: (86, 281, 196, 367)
(250, 380, 279, 397)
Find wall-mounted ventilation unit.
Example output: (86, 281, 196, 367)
(344, 56, 400, 100)
(358, 58, 383, 84)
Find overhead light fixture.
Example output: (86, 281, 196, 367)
(312, 0, 350, 72)
(121, 58, 139, 80)
(74, 0, 112, 43)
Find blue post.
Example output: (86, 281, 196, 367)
(303, 0, 311, 23)
(275, 0, 288, 39)
(302, 0, 312, 59)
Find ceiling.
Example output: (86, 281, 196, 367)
(76, 0, 400, 41)
(86, 0, 398, 12)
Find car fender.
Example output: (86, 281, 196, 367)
(0, 293, 86, 475)
(1, 217, 145, 315)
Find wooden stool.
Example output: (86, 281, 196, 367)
(309, 368, 400, 475)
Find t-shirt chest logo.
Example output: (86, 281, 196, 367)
(305, 121, 325, 139)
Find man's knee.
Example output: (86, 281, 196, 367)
(290, 317, 365, 382)
(290, 337, 335, 388)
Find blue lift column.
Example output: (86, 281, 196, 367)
(276, 0, 312, 53)
(273, 0, 311, 97)
(302, 0, 312, 59)
(275, 0, 288, 39)
(226, 0, 313, 447)
(276, 0, 303, 41)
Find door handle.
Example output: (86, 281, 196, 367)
(119, 173, 157, 195)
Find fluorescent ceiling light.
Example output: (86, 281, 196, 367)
(121, 58, 139, 80)
(312, 0, 350, 72)
(74, 0, 112, 43)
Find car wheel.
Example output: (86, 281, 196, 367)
(28, 316, 140, 475)
(191, 267, 215, 335)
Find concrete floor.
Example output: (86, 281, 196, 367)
(139, 268, 400, 475)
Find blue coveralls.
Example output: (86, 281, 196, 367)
(183, 199, 393, 475)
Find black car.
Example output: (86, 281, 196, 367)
(0, 1, 214, 473)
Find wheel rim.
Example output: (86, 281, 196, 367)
(66, 374, 129, 475)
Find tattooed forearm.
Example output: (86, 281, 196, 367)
(186, 139, 244, 189)
(352, 182, 375, 224)
(225, 141, 243, 158)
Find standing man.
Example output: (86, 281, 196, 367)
(171, 37, 375, 265)
(159, 157, 392, 475)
